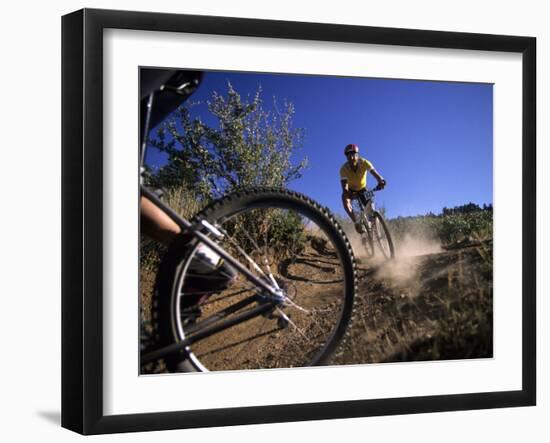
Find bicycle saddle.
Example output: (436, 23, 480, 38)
(140, 69, 204, 137)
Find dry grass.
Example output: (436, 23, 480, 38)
(332, 236, 493, 365)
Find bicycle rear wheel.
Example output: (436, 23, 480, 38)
(152, 188, 356, 372)
(373, 211, 395, 259)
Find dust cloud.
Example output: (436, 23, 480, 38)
(349, 232, 442, 289)
(377, 235, 442, 287)
(396, 234, 442, 257)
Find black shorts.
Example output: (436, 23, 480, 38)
(348, 188, 370, 206)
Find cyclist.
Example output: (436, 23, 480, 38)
(340, 143, 386, 233)
(140, 69, 236, 299)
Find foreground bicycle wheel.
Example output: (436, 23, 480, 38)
(372, 211, 395, 260)
(152, 188, 356, 372)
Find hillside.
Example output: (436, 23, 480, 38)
(331, 237, 493, 365)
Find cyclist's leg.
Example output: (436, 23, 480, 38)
(343, 192, 364, 234)
(365, 198, 374, 231)
(341, 192, 354, 221)
(357, 191, 373, 231)
(141, 196, 181, 246)
(357, 189, 369, 207)
(366, 199, 374, 216)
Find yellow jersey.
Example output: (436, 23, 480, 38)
(339, 158, 373, 191)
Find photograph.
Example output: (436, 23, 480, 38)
(138, 67, 494, 374)
(58, 5, 537, 435)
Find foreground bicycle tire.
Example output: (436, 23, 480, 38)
(152, 188, 357, 372)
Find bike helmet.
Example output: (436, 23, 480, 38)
(344, 144, 359, 156)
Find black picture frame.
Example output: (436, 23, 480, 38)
(61, 8, 536, 435)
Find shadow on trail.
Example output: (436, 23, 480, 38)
(309, 236, 337, 258)
(278, 256, 343, 284)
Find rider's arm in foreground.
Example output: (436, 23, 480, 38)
(141, 196, 181, 246)
(140, 70, 203, 248)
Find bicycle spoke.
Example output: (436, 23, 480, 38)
(164, 194, 353, 371)
(218, 224, 274, 286)
(223, 211, 289, 286)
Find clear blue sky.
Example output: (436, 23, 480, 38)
(146, 70, 493, 219)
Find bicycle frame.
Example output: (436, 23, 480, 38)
(140, 92, 283, 363)
(351, 187, 395, 261)
(141, 186, 282, 300)
(351, 188, 377, 225)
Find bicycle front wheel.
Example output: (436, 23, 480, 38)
(360, 221, 375, 259)
(373, 211, 395, 260)
(154, 188, 357, 372)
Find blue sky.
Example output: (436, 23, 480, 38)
(145, 70, 493, 219)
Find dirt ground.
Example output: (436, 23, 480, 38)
(331, 237, 493, 365)
(141, 235, 493, 373)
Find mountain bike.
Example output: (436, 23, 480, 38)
(350, 188, 395, 260)
(139, 71, 357, 373)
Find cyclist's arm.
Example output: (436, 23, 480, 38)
(340, 178, 356, 221)
(341, 178, 352, 197)
(340, 164, 351, 195)
(370, 168, 386, 188)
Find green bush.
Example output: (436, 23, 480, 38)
(387, 209, 493, 246)
(221, 208, 307, 261)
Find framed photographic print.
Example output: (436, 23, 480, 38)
(62, 8, 536, 435)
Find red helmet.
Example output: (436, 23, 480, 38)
(344, 144, 359, 156)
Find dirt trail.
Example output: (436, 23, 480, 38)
(330, 237, 493, 365)
(186, 239, 349, 371)
(141, 235, 493, 373)
(185, 236, 493, 370)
